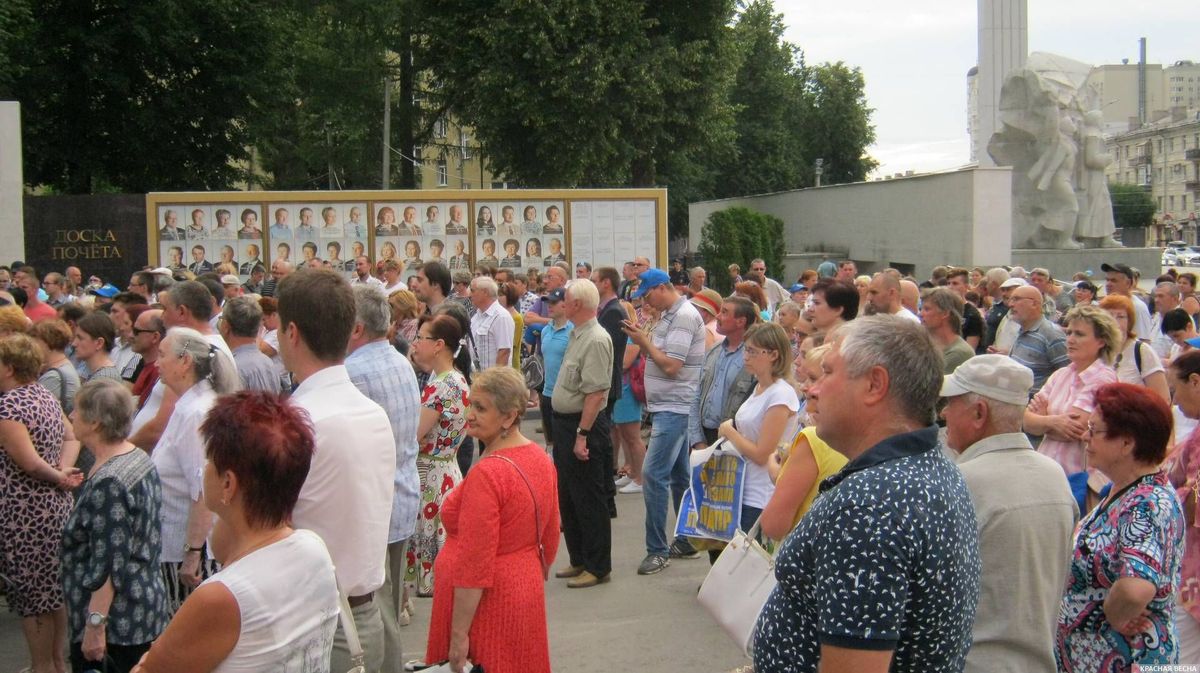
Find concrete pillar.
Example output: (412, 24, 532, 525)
(976, 0, 1027, 168)
(0, 102, 24, 261)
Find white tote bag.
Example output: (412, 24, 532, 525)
(697, 517, 777, 656)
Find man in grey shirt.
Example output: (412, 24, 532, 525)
(941, 355, 1077, 673)
(219, 296, 281, 392)
(623, 268, 707, 575)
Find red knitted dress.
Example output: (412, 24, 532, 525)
(425, 442, 561, 673)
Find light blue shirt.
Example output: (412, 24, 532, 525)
(540, 320, 573, 396)
(687, 340, 745, 446)
(345, 340, 422, 543)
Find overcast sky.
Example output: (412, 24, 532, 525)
(773, 0, 1197, 178)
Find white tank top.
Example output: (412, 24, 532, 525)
(202, 529, 339, 673)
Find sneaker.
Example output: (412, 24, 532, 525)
(637, 554, 670, 575)
(669, 539, 701, 559)
(614, 474, 632, 488)
(566, 570, 611, 588)
(618, 480, 643, 494)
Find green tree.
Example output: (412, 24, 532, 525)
(697, 206, 783, 293)
(712, 0, 804, 199)
(794, 61, 878, 184)
(0, 0, 32, 97)
(414, 0, 737, 238)
(11, 0, 286, 193)
(1108, 183, 1156, 229)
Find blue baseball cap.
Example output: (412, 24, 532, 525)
(89, 283, 119, 299)
(630, 269, 671, 299)
(789, 283, 808, 293)
(547, 288, 566, 303)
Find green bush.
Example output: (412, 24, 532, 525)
(697, 206, 785, 294)
(1109, 183, 1156, 229)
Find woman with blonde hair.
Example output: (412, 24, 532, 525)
(0, 304, 29, 335)
(388, 288, 421, 352)
(716, 323, 801, 543)
(1024, 304, 1122, 474)
(760, 344, 848, 540)
(1099, 293, 1170, 403)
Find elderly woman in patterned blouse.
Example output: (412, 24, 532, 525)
(1057, 382, 1185, 669)
(62, 378, 168, 672)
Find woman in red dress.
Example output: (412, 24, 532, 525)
(425, 366, 560, 673)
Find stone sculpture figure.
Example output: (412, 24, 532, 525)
(987, 52, 1118, 249)
(1076, 110, 1120, 247)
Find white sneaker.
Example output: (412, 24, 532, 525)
(618, 481, 643, 494)
(614, 475, 632, 488)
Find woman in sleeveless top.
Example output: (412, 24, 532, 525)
(133, 391, 338, 673)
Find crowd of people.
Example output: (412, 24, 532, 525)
(0, 252, 1197, 672)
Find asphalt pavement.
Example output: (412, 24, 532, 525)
(1, 416, 750, 673)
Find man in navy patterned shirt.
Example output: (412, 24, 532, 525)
(753, 315, 981, 673)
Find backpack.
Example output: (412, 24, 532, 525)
(522, 350, 545, 392)
(627, 354, 647, 404)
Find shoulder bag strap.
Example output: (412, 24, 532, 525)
(336, 584, 366, 673)
(484, 453, 548, 579)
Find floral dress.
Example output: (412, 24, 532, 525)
(405, 369, 469, 597)
(1056, 471, 1185, 671)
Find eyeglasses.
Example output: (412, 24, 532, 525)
(413, 335, 440, 343)
(132, 328, 160, 336)
(1085, 422, 1109, 437)
(744, 346, 769, 358)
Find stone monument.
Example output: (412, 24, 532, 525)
(0, 102, 24, 260)
(987, 52, 1120, 250)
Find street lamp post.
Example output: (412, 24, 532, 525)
(815, 158, 824, 187)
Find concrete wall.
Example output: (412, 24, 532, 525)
(688, 167, 1014, 282)
(0, 103, 24, 261)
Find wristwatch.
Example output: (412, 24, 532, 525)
(577, 427, 591, 437)
(183, 543, 204, 555)
(86, 612, 108, 628)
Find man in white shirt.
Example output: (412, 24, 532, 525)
(867, 270, 920, 321)
(749, 258, 788, 312)
(276, 268, 396, 673)
(350, 255, 384, 288)
(1103, 262, 1153, 339)
(1150, 281, 1181, 357)
(469, 275, 515, 369)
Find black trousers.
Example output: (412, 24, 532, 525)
(551, 407, 613, 577)
(539, 393, 555, 446)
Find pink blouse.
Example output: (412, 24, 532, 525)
(1032, 359, 1117, 474)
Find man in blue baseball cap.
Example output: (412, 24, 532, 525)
(622, 268, 708, 575)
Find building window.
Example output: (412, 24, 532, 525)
(437, 157, 448, 186)
(1170, 195, 1176, 210)
(1158, 196, 1164, 210)
(491, 181, 508, 190)
(460, 130, 473, 160)
(433, 117, 447, 139)
(462, 181, 471, 190)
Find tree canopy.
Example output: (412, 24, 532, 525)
(1, 0, 877, 232)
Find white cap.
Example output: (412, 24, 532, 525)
(150, 267, 173, 276)
(220, 274, 241, 286)
(999, 278, 1027, 289)
(940, 354, 1034, 406)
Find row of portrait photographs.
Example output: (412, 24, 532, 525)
(266, 203, 371, 240)
(372, 202, 469, 237)
(376, 236, 471, 274)
(159, 242, 264, 277)
(157, 205, 262, 241)
(276, 239, 367, 273)
(475, 234, 567, 270)
(472, 201, 565, 237)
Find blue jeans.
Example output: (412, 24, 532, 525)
(642, 411, 692, 556)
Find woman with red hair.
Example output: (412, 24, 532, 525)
(1056, 382, 1185, 669)
(134, 391, 339, 673)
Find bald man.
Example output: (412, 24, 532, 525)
(899, 279, 920, 315)
(1007, 285, 1069, 393)
(867, 271, 919, 321)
